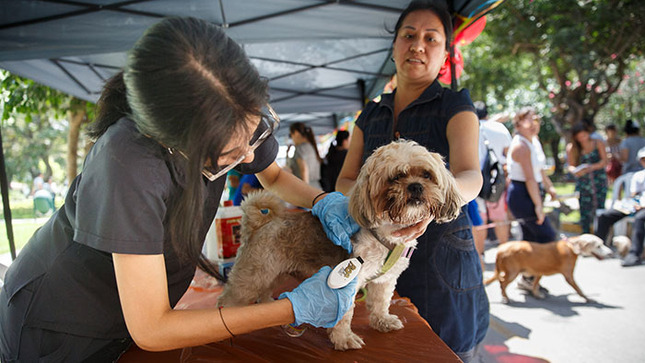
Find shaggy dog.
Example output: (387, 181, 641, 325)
(484, 234, 613, 303)
(611, 235, 631, 258)
(217, 140, 463, 350)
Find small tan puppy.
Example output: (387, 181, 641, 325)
(612, 235, 631, 258)
(218, 140, 463, 350)
(485, 234, 613, 303)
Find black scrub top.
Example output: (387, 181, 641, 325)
(1, 117, 278, 339)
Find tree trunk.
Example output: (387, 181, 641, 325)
(67, 108, 86, 185)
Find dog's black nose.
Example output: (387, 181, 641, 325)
(407, 183, 423, 197)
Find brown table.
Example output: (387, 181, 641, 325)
(119, 269, 461, 362)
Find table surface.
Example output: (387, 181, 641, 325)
(119, 270, 461, 362)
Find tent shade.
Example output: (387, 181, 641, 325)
(1, 0, 504, 134)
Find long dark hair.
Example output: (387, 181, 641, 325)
(290, 122, 322, 162)
(390, 0, 453, 52)
(326, 130, 350, 159)
(88, 17, 268, 279)
(569, 122, 590, 166)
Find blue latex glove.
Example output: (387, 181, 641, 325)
(279, 266, 358, 328)
(311, 192, 360, 253)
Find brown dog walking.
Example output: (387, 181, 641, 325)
(485, 234, 613, 303)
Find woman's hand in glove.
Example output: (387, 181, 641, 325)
(279, 266, 358, 328)
(311, 192, 360, 253)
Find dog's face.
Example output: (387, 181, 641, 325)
(612, 236, 631, 257)
(349, 140, 463, 228)
(569, 234, 613, 259)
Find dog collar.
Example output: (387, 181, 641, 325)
(365, 228, 415, 281)
(379, 244, 416, 275)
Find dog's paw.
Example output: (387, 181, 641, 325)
(369, 313, 404, 332)
(532, 291, 546, 299)
(501, 297, 510, 304)
(329, 330, 365, 351)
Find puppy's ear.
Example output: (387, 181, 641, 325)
(349, 148, 381, 228)
(432, 153, 464, 223)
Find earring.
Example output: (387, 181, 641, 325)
(390, 56, 395, 62)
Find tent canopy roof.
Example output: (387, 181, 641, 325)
(1, 0, 503, 136)
(1, 0, 414, 136)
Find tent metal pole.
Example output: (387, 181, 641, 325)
(450, 44, 457, 91)
(0, 127, 16, 260)
(357, 79, 366, 106)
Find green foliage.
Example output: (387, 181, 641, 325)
(461, 0, 645, 133)
(0, 70, 94, 184)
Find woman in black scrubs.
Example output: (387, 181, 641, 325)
(0, 17, 358, 362)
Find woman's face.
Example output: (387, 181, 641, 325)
(517, 112, 540, 137)
(289, 130, 303, 144)
(574, 130, 590, 144)
(213, 115, 261, 169)
(392, 9, 448, 85)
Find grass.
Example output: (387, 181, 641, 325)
(0, 220, 45, 255)
(551, 181, 615, 225)
(1, 193, 60, 256)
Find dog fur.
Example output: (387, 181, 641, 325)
(611, 235, 631, 258)
(484, 234, 613, 303)
(217, 140, 463, 350)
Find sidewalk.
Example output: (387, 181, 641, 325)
(477, 240, 645, 363)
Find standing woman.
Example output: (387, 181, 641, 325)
(0, 18, 359, 361)
(506, 107, 558, 243)
(336, 1, 488, 361)
(287, 122, 323, 189)
(566, 122, 608, 234)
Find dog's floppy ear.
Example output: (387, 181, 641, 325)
(348, 146, 384, 228)
(567, 237, 583, 255)
(348, 181, 373, 228)
(431, 153, 464, 223)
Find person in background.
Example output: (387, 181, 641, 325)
(336, 1, 488, 360)
(566, 122, 608, 234)
(232, 173, 263, 206)
(595, 147, 645, 267)
(0, 17, 359, 361)
(226, 169, 242, 201)
(620, 119, 645, 174)
(31, 172, 44, 196)
(321, 130, 350, 192)
(287, 122, 323, 190)
(605, 124, 623, 184)
(475, 101, 512, 247)
(506, 106, 559, 293)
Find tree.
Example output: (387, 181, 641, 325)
(0, 71, 94, 186)
(461, 0, 645, 175)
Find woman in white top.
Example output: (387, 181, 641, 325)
(287, 122, 323, 189)
(506, 107, 560, 293)
(506, 107, 558, 243)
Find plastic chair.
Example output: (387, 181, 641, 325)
(593, 172, 635, 236)
(33, 191, 55, 217)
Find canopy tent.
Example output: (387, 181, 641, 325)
(0, 0, 505, 260)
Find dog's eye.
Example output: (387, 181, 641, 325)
(423, 171, 432, 179)
(389, 172, 406, 183)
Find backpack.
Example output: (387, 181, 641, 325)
(479, 135, 506, 203)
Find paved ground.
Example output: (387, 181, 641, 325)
(477, 240, 645, 363)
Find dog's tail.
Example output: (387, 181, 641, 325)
(240, 190, 286, 230)
(483, 270, 499, 285)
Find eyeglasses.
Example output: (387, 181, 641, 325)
(202, 104, 280, 181)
